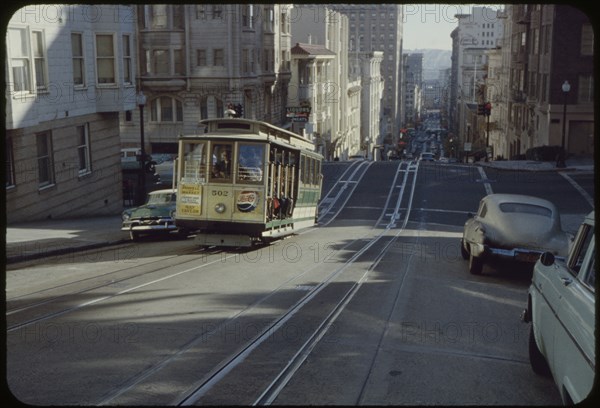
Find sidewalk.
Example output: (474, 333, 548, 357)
(5, 215, 128, 264)
(476, 156, 594, 172)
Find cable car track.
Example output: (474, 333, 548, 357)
(8, 160, 421, 406)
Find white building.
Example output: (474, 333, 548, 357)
(330, 4, 404, 140)
(350, 51, 384, 160)
(289, 42, 335, 151)
(291, 6, 360, 160)
(453, 6, 505, 150)
(5, 4, 136, 222)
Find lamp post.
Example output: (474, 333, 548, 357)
(137, 91, 147, 204)
(557, 81, 570, 168)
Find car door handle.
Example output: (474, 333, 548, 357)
(560, 276, 573, 286)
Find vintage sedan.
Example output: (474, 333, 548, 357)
(522, 211, 595, 404)
(122, 189, 187, 241)
(460, 194, 570, 274)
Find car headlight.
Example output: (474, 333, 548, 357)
(122, 212, 131, 221)
(170, 210, 176, 219)
(214, 203, 226, 214)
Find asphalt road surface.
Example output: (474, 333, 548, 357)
(6, 160, 593, 405)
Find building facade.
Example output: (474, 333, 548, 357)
(403, 53, 423, 128)
(5, 4, 136, 222)
(506, 4, 594, 157)
(329, 4, 403, 140)
(450, 6, 505, 156)
(350, 51, 384, 160)
(120, 4, 293, 156)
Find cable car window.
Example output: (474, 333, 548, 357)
(182, 141, 207, 183)
(237, 143, 264, 183)
(210, 143, 233, 181)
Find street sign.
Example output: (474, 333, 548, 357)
(464, 142, 472, 152)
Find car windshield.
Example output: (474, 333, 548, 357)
(147, 193, 176, 205)
(499, 202, 552, 217)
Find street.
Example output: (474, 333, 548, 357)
(5, 160, 593, 405)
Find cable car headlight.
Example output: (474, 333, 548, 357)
(214, 203, 227, 214)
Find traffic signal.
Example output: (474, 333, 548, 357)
(477, 102, 492, 116)
(234, 103, 244, 118)
(484, 102, 492, 116)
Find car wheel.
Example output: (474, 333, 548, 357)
(130, 230, 141, 241)
(528, 324, 551, 377)
(460, 239, 469, 260)
(468, 253, 483, 275)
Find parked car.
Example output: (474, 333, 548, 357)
(460, 194, 570, 274)
(522, 211, 595, 404)
(122, 189, 187, 241)
(419, 152, 435, 162)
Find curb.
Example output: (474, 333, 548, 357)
(6, 239, 129, 264)
(476, 163, 582, 172)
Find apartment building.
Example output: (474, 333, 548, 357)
(289, 42, 335, 154)
(350, 51, 384, 159)
(290, 6, 363, 160)
(5, 4, 136, 223)
(506, 4, 594, 157)
(329, 4, 404, 140)
(450, 6, 505, 153)
(403, 53, 423, 127)
(120, 4, 293, 156)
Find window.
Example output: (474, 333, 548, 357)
(196, 5, 206, 19)
(172, 5, 184, 28)
(581, 24, 594, 56)
(243, 5, 254, 28)
(200, 96, 224, 119)
(36, 131, 55, 188)
(71, 33, 85, 87)
(122, 35, 132, 84)
(212, 5, 223, 19)
(8, 27, 31, 93)
(151, 5, 167, 28)
(173, 49, 183, 75)
(6, 136, 15, 188)
(150, 97, 183, 122)
(152, 49, 169, 74)
(214, 49, 224, 66)
(76, 124, 91, 175)
(499, 202, 552, 217)
(237, 143, 264, 183)
(568, 224, 594, 274)
(96, 34, 115, 84)
(581, 245, 595, 290)
(578, 75, 594, 104)
(264, 6, 274, 32)
(210, 143, 233, 180)
(197, 49, 207, 66)
(32, 31, 47, 91)
(182, 141, 208, 183)
(242, 49, 249, 73)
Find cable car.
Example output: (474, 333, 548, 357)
(175, 118, 323, 247)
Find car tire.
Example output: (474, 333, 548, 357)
(460, 239, 469, 260)
(528, 324, 551, 377)
(469, 253, 483, 275)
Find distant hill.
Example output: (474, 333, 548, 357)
(405, 49, 452, 80)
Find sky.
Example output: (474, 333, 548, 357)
(402, 4, 503, 50)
